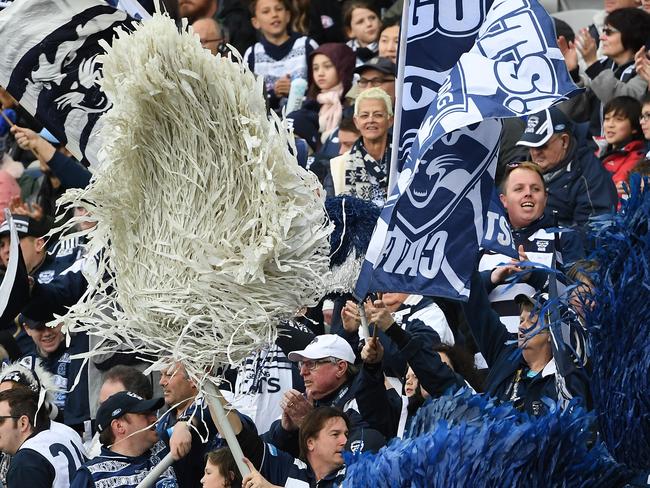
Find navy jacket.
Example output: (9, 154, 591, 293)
(71, 442, 177, 488)
(332, 295, 449, 379)
(262, 375, 370, 458)
(239, 421, 347, 488)
(356, 324, 464, 438)
(462, 272, 590, 416)
(544, 122, 617, 233)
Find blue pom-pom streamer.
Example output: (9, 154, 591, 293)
(586, 174, 650, 471)
(325, 196, 381, 268)
(344, 389, 628, 487)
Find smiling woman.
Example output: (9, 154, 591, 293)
(576, 7, 650, 136)
(330, 87, 394, 205)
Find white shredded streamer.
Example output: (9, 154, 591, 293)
(57, 13, 332, 381)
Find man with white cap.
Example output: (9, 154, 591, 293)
(263, 334, 386, 457)
(515, 107, 616, 233)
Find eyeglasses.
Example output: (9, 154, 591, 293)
(358, 77, 395, 87)
(356, 111, 388, 121)
(201, 37, 223, 46)
(298, 357, 338, 371)
(601, 27, 620, 36)
(0, 415, 20, 424)
(640, 113, 650, 122)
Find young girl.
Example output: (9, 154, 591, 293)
(343, 0, 381, 66)
(243, 0, 318, 112)
(201, 448, 242, 488)
(306, 43, 356, 144)
(378, 20, 400, 64)
(600, 96, 646, 195)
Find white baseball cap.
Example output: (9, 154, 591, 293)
(288, 334, 356, 364)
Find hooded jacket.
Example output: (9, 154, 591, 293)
(601, 139, 646, 190)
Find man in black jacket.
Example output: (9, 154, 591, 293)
(263, 334, 385, 457)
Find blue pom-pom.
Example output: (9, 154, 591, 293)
(325, 196, 381, 268)
(344, 389, 629, 487)
(586, 174, 650, 471)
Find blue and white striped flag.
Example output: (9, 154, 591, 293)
(355, 0, 582, 300)
(0, 0, 138, 167)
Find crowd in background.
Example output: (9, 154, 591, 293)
(0, 0, 648, 487)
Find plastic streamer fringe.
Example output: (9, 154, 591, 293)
(55, 13, 332, 382)
(343, 389, 629, 487)
(586, 174, 650, 471)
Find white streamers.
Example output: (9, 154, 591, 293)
(58, 14, 331, 379)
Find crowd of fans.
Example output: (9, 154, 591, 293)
(0, 0, 648, 486)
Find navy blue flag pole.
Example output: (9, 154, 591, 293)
(0, 0, 139, 167)
(355, 0, 583, 301)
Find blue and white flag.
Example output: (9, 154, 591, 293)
(355, 0, 582, 301)
(397, 0, 493, 171)
(105, 0, 151, 20)
(0, 0, 137, 167)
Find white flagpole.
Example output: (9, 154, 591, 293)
(387, 0, 410, 195)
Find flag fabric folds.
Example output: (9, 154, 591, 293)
(0, 0, 137, 167)
(354, 0, 582, 301)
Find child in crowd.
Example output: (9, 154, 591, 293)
(378, 20, 400, 64)
(243, 0, 318, 112)
(306, 43, 356, 144)
(343, 0, 381, 66)
(201, 448, 242, 488)
(600, 96, 645, 196)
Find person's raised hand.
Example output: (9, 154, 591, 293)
(280, 389, 312, 430)
(361, 337, 384, 364)
(365, 299, 395, 332)
(341, 300, 361, 333)
(635, 47, 650, 83)
(557, 35, 578, 72)
(10, 125, 55, 163)
(273, 75, 291, 97)
(169, 421, 192, 460)
(576, 28, 598, 66)
(242, 457, 282, 488)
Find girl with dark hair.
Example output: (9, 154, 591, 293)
(342, 0, 380, 66)
(201, 448, 243, 488)
(600, 96, 646, 195)
(305, 43, 356, 144)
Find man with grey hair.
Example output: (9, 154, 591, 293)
(330, 87, 394, 205)
(192, 17, 224, 56)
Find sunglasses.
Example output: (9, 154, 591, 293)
(602, 27, 620, 36)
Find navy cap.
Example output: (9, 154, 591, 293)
(96, 391, 164, 434)
(0, 215, 51, 238)
(516, 107, 572, 148)
(354, 57, 396, 77)
(514, 292, 549, 308)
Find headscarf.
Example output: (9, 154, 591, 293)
(308, 43, 356, 142)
